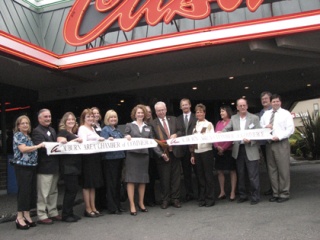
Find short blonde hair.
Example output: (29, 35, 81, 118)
(104, 110, 118, 125)
(14, 115, 31, 133)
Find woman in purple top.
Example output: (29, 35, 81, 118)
(214, 106, 237, 201)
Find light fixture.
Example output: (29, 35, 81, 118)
(229, 76, 234, 80)
(244, 86, 249, 89)
(192, 87, 197, 90)
(242, 96, 246, 98)
(231, 102, 235, 105)
(307, 84, 311, 87)
(120, 100, 125, 103)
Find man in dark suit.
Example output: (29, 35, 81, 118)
(176, 98, 198, 201)
(151, 101, 183, 209)
(223, 99, 261, 205)
(32, 109, 61, 224)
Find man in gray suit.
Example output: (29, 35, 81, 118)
(223, 98, 261, 205)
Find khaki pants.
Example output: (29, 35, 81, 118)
(37, 174, 59, 220)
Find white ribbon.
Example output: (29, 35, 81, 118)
(44, 138, 157, 155)
(167, 128, 272, 146)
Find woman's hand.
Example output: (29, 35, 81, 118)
(98, 137, 105, 141)
(38, 142, 45, 149)
(108, 137, 114, 141)
(75, 137, 83, 143)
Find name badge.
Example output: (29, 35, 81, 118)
(248, 123, 255, 129)
(144, 128, 150, 132)
(47, 131, 51, 136)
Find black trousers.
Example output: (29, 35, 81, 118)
(62, 174, 80, 218)
(195, 150, 215, 205)
(156, 152, 181, 202)
(145, 157, 158, 204)
(180, 150, 198, 199)
(103, 159, 123, 212)
(14, 165, 37, 212)
(237, 145, 260, 201)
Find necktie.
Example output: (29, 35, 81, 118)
(269, 110, 276, 125)
(162, 118, 170, 138)
(184, 115, 188, 135)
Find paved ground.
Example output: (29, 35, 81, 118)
(0, 161, 319, 240)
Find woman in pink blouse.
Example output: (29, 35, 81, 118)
(214, 106, 237, 201)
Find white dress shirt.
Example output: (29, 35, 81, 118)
(260, 107, 294, 140)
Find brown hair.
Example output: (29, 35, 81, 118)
(80, 108, 93, 126)
(130, 104, 147, 121)
(195, 103, 206, 113)
(58, 112, 78, 133)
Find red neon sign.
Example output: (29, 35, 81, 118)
(64, 0, 264, 46)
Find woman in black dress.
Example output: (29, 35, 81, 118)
(57, 112, 83, 222)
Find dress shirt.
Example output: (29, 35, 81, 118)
(184, 112, 191, 122)
(260, 107, 294, 140)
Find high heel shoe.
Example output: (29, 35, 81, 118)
(16, 219, 30, 230)
(84, 211, 98, 218)
(138, 206, 148, 212)
(130, 211, 137, 216)
(24, 218, 37, 227)
(218, 195, 226, 200)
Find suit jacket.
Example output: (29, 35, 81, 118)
(124, 122, 162, 157)
(223, 112, 261, 161)
(151, 116, 183, 158)
(176, 113, 197, 156)
(32, 124, 59, 174)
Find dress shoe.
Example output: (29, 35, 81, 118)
(130, 211, 137, 216)
(161, 201, 169, 209)
(205, 202, 215, 207)
(109, 210, 122, 215)
(138, 206, 148, 212)
(237, 198, 248, 203)
(269, 197, 279, 202)
(264, 189, 273, 196)
(71, 214, 81, 221)
(146, 202, 156, 207)
(62, 216, 78, 223)
(93, 210, 104, 216)
(118, 207, 127, 212)
(84, 211, 98, 218)
(172, 200, 181, 208)
(250, 200, 259, 205)
(198, 201, 206, 207)
(229, 197, 236, 202)
(277, 197, 289, 203)
(37, 218, 53, 225)
(218, 195, 226, 200)
(50, 215, 62, 221)
(16, 219, 30, 230)
(24, 218, 37, 227)
(185, 195, 194, 202)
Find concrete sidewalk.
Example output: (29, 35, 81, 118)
(1, 161, 320, 240)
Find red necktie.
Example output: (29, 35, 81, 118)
(162, 118, 170, 138)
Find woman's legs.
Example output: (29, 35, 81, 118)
(138, 183, 146, 209)
(230, 170, 237, 199)
(217, 170, 226, 197)
(83, 188, 92, 213)
(127, 183, 136, 213)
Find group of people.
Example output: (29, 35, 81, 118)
(12, 93, 294, 230)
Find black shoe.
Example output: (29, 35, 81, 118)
(161, 201, 169, 209)
(145, 202, 156, 207)
(250, 200, 259, 205)
(264, 189, 273, 196)
(130, 211, 137, 216)
(138, 206, 148, 212)
(93, 211, 103, 216)
(109, 210, 122, 215)
(205, 202, 215, 207)
(172, 200, 181, 208)
(229, 197, 236, 202)
(269, 197, 279, 202)
(198, 201, 206, 207)
(118, 207, 127, 212)
(277, 197, 289, 203)
(218, 195, 226, 200)
(71, 214, 81, 221)
(24, 218, 37, 227)
(185, 195, 194, 202)
(62, 216, 78, 223)
(237, 198, 248, 203)
(84, 211, 98, 218)
(16, 219, 30, 230)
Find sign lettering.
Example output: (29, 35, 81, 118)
(64, 0, 264, 46)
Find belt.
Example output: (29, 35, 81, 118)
(268, 138, 288, 144)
